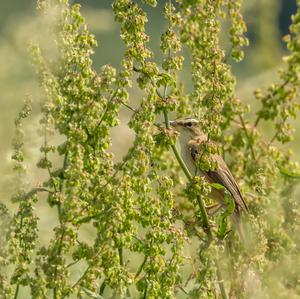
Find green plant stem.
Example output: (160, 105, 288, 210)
(163, 112, 192, 180)
(118, 246, 132, 298)
(216, 260, 229, 299)
(143, 283, 148, 299)
(21, 187, 53, 200)
(254, 79, 289, 128)
(135, 256, 148, 279)
(163, 111, 211, 233)
(135, 35, 227, 298)
(163, 110, 227, 299)
(118, 247, 124, 266)
(99, 281, 107, 296)
(13, 284, 20, 299)
(61, 265, 91, 299)
(66, 259, 80, 268)
(238, 114, 256, 160)
(119, 100, 138, 113)
(54, 153, 68, 297)
(13, 194, 27, 299)
(95, 90, 118, 130)
(177, 285, 189, 295)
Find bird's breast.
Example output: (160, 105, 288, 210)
(180, 143, 197, 176)
(179, 142, 225, 204)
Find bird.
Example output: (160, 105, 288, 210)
(169, 117, 248, 218)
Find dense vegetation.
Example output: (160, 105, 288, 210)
(1, 0, 300, 298)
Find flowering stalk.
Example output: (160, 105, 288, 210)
(1, 0, 300, 298)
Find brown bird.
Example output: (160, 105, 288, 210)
(170, 117, 248, 217)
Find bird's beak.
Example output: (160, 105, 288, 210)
(169, 120, 176, 127)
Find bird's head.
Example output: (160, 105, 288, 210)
(170, 117, 201, 141)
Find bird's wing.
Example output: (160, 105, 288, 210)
(189, 138, 248, 212)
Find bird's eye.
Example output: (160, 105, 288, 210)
(186, 122, 193, 127)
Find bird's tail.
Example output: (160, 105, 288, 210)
(231, 209, 247, 244)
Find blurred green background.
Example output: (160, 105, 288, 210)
(0, 1, 299, 298)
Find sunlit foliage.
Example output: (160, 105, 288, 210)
(1, 0, 300, 298)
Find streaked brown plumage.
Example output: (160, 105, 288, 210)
(170, 117, 248, 215)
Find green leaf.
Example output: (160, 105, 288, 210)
(223, 192, 235, 215)
(156, 73, 176, 88)
(217, 213, 228, 239)
(210, 183, 225, 190)
(280, 167, 300, 179)
(216, 191, 235, 239)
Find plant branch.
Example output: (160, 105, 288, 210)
(66, 259, 80, 268)
(61, 265, 91, 299)
(20, 187, 54, 200)
(99, 280, 107, 296)
(95, 89, 118, 130)
(254, 79, 289, 128)
(135, 256, 148, 279)
(132, 66, 163, 98)
(118, 247, 124, 267)
(13, 283, 20, 299)
(119, 99, 138, 113)
(216, 260, 229, 299)
(238, 114, 256, 160)
(163, 111, 212, 237)
(136, 29, 227, 298)
(162, 97, 226, 299)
